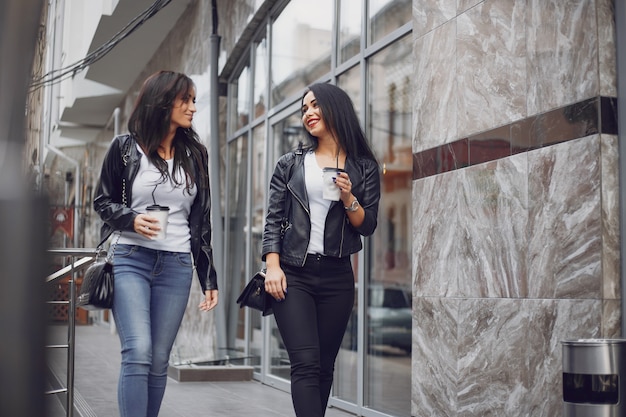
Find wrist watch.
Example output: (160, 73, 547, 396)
(344, 198, 359, 212)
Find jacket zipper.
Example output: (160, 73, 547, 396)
(287, 183, 311, 267)
(339, 215, 346, 257)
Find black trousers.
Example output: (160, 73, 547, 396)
(272, 254, 355, 417)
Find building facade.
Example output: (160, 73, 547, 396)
(29, 1, 623, 416)
(411, 1, 621, 416)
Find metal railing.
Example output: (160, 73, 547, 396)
(45, 248, 97, 417)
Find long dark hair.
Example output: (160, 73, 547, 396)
(301, 83, 376, 161)
(128, 70, 208, 191)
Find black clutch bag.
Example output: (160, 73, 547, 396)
(236, 270, 273, 316)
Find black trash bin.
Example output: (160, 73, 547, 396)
(562, 339, 626, 416)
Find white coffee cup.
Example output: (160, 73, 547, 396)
(146, 205, 170, 240)
(322, 168, 344, 201)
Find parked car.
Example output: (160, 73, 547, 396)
(343, 284, 412, 354)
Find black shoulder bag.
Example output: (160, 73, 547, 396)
(77, 137, 132, 310)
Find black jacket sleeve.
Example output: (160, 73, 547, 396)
(191, 146, 218, 291)
(93, 136, 137, 237)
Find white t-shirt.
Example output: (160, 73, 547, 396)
(304, 151, 331, 255)
(118, 144, 196, 252)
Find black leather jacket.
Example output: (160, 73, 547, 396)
(262, 148, 381, 267)
(93, 134, 218, 292)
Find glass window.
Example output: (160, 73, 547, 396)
(269, 317, 290, 379)
(251, 124, 267, 270)
(338, 0, 362, 64)
(225, 1, 412, 415)
(227, 136, 254, 364)
(231, 66, 250, 133)
(270, 0, 333, 106)
(247, 126, 266, 371)
(369, 0, 412, 46)
(253, 39, 268, 120)
(334, 65, 362, 405)
(272, 111, 306, 164)
(365, 33, 413, 417)
(337, 65, 361, 117)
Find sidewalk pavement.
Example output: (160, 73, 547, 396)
(46, 323, 355, 417)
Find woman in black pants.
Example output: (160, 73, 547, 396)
(262, 83, 381, 417)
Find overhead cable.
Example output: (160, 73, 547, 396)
(29, 0, 171, 91)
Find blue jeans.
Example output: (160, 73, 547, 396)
(112, 244, 193, 417)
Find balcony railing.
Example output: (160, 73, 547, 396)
(45, 248, 97, 417)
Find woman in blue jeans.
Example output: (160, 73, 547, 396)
(262, 83, 381, 417)
(93, 71, 218, 417)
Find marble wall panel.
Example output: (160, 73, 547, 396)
(412, 297, 459, 417)
(455, 298, 601, 417)
(457, 298, 535, 416)
(601, 134, 620, 300)
(527, 137, 602, 299)
(528, 299, 602, 415)
(412, 172, 459, 297)
(526, 0, 598, 115)
(411, 0, 619, 415)
(456, 0, 527, 137)
(520, 300, 562, 417)
(457, 154, 528, 298)
(457, 0, 483, 15)
(413, 20, 457, 152)
(603, 299, 622, 337)
(598, 0, 618, 96)
(412, 0, 456, 39)
(412, 297, 603, 416)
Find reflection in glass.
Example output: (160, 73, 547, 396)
(365, 34, 413, 417)
(269, 315, 290, 380)
(337, 65, 361, 117)
(334, 65, 361, 405)
(251, 125, 267, 254)
(227, 136, 257, 368)
(225, 0, 414, 413)
(272, 111, 306, 165)
(338, 0, 362, 64)
(268, 111, 307, 381)
(253, 39, 268, 120)
(231, 67, 250, 133)
(270, 0, 333, 106)
(248, 125, 267, 371)
(369, 0, 412, 46)
(563, 373, 619, 404)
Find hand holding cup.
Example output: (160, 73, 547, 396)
(145, 205, 169, 240)
(322, 168, 346, 201)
